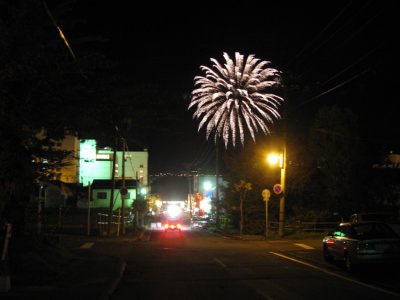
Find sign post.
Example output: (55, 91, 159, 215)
(262, 189, 271, 240)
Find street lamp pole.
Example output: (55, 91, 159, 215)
(278, 145, 286, 237)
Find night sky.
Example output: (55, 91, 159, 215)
(63, 1, 397, 173)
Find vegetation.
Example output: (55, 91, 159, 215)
(220, 104, 399, 234)
(0, 0, 114, 229)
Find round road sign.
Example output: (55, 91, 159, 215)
(262, 189, 271, 201)
(120, 187, 128, 196)
(273, 184, 283, 195)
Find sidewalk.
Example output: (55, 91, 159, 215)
(0, 231, 146, 300)
(206, 226, 324, 241)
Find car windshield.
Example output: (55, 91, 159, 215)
(361, 213, 397, 222)
(352, 223, 398, 240)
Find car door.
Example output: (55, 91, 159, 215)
(330, 225, 349, 258)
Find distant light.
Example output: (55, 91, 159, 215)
(203, 181, 213, 191)
(167, 205, 181, 218)
(140, 188, 147, 195)
(200, 198, 212, 213)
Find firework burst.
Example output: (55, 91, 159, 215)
(189, 52, 283, 148)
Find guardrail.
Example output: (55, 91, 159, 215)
(269, 221, 338, 233)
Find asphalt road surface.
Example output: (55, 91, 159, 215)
(89, 228, 400, 300)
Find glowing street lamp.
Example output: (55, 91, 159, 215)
(203, 181, 213, 192)
(267, 147, 286, 237)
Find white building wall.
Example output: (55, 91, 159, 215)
(79, 139, 149, 187)
(117, 150, 149, 186)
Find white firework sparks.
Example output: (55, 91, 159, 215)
(189, 52, 284, 148)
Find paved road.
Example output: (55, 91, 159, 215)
(86, 229, 400, 300)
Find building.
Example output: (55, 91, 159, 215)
(43, 136, 149, 210)
(48, 137, 148, 188)
(77, 179, 138, 209)
(54, 135, 80, 183)
(78, 139, 148, 187)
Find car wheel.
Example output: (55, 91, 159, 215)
(344, 254, 356, 272)
(323, 245, 334, 262)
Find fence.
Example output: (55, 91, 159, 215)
(23, 197, 136, 236)
(97, 212, 122, 236)
(269, 220, 338, 234)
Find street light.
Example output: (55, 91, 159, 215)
(267, 146, 286, 237)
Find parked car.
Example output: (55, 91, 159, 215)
(350, 212, 400, 236)
(350, 212, 399, 223)
(192, 216, 209, 228)
(322, 221, 400, 272)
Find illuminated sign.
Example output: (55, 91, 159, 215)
(96, 153, 111, 160)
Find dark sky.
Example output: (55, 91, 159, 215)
(64, 1, 397, 173)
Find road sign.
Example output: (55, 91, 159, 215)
(273, 184, 283, 195)
(262, 189, 271, 201)
(120, 187, 128, 196)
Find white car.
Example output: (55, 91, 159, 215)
(323, 221, 400, 272)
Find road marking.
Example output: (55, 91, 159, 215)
(269, 252, 400, 298)
(214, 258, 276, 300)
(294, 243, 315, 250)
(214, 257, 227, 269)
(80, 242, 94, 249)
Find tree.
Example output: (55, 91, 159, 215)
(0, 0, 115, 228)
(234, 180, 252, 236)
(222, 139, 279, 233)
(304, 105, 364, 217)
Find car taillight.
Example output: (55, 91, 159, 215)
(177, 224, 181, 229)
(164, 224, 169, 229)
(170, 225, 176, 229)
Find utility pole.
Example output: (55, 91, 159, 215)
(87, 182, 91, 236)
(37, 185, 42, 234)
(107, 139, 117, 237)
(279, 80, 288, 238)
(215, 141, 220, 227)
(121, 138, 126, 236)
(188, 170, 193, 223)
(278, 146, 286, 237)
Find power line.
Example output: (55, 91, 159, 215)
(295, 68, 369, 109)
(42, 0, 87, 79)
(303, 1, 375, 61)
(283, 1, 353, 68)
(319, 47, 378, 88)
(189, 139, 214, 168)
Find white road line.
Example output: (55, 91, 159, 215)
(80, 242, 94, 249)
(269, 251, 400, 298)
(294, 243, 315, 250)
(213, 257, 227, 269)
(214, 257, 276, 300)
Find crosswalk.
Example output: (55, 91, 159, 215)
(80, 242, 94, 249)
(294, 243, 315, 250)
